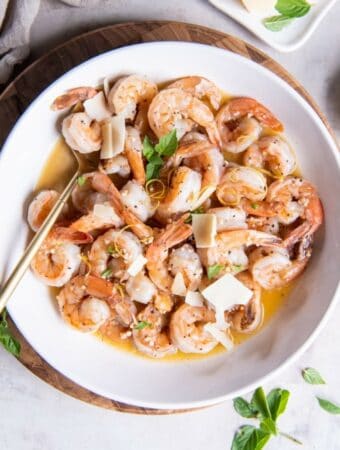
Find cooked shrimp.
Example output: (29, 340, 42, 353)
(91, 171, 153, 241)
(132, 303, 176, 358)
(154, 291, 175, 314)
(51, 86, 97, 111)
(208, 207, 247, 231)
(267, 177, 323, 246)
(88, 228, 143, 278)
(216, 167, 267, 206)
(71, 172, 108, 214)
(198, 229, 281, 274)
(243, 135, 296, 177)
(228, 272, 263, 334)
(27, 190, 60, 232)
(146, 215, 192, 292)
(167, 76, 222, 110)
(156, 166, 201, 223)
(247, 216, 280, 235)
(216, 97, 283, 153)
(31, 227, 92, 287)
(168, 244, 203, 291)
(56, 275, 114, 332)
(124, 126, 146, 185)
(99, 155, 131, 177)
(169, 304, 218, 354)
(70, 203, 123, 233)
(62, 112, 102, 153)
(126, 271, 157, 304)
(250, 235, 313, 289)
(148, 88, 221, 144)
(120, 180, 156, 222)
(107, 75, 158, 120)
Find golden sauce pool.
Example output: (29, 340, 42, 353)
(37, 132, 294, 361)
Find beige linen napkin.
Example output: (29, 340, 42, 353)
(0, 0, 101, 84)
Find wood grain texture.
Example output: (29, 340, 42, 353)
(0, 21, 336, 414)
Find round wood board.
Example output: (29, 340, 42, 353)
(0, 21, 336, 414)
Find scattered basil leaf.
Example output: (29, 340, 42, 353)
(276, 0, 311, 18)
(263, 15, 293, 31)
(134, 321, 152, 330)
(267, 388, 290, 421)
(232, 264, 244, 273)
(207, 264, 224, 280)
(250, 387, 272, 420)
(155, 129, 178, 156)
(143, 131, 178, 181)
(302, 368, 326, 385)
(77, 175, 86, 186)
(185, 207, 205, 224)
(101, 268, 113, 279)
(107, 245, 116, 256)
(250, 203, 259, 210)
(317, 397, 340, 415)
(0, 310, 21, 357)
(231, 425, 271, 450)
(233, 397, 258, 419)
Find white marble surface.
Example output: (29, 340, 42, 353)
(2, 1, 340, 449)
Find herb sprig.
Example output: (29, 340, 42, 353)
(0, 310, 21, 356)
(231, 386, 302, 450)
(143, 130, 178, 181)
(263, 0, 312, 32)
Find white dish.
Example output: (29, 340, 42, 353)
(209, 0, 337, 52)
(1, 42, 340, 410)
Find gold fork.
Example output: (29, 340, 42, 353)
(0, 147, 90, 313)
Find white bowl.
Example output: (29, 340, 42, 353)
(1, 42, 339, 410)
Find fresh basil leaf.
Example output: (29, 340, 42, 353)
(250, 387, 272, 420)
(107, 245, 117, 256)
(302, 368, 326, 385)
(155, 129, 178, 156)
(260, 417, 277, 436)
(192, 206, 204, 214)
(263, 15, 293, 31)
(77, 175, 86, 186)
(231, 425, 271, 450)
(0, 311, 21, 357)
(207, 264, 224, 280)
(233, 397, 258, 419)
(267, 388, 290, 420)
(134, 321, 152, 330)
(276, 0, 311, 18)
(145, 153, 164, 181)
(101, 268, 113, 279)
(142, 135, 155, 160)
(317, 397, 340, 415)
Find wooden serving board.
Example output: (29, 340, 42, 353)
(0, 21, 335, 414)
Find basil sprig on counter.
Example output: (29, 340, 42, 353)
(143, 129, 178, 181)
(231, 387, 301, 450)
(264, 0, 312, 32)
(0, 310, 21, 357)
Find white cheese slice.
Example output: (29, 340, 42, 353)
(171, 272, 187, 297)
(185, 291, 204, 307)
(127, 255, 148, 277)
(241, 0, 277, 15)
(192, 213, 217, 248)
(201, 273, 252, 320)
(204, 323, 234, 351)
(84, 91, 111, 122)
(100, 114, 126, 159)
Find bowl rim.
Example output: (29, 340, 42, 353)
(2, 40, 340, 410)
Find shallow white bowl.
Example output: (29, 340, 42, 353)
(1, 42, 339, 410)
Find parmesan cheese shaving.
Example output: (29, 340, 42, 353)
(127, 255, 148, 277)
(185, 291, 204, 307)
(171, 272, 187, 297)
(241, 0, 277, 15)
(84, 91, 111, 122)
(204, 323, 234, 351)
(192, 213, 217, 248)
(100, 114, 126, 159)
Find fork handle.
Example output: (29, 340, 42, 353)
(0, 171, 80, 314)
